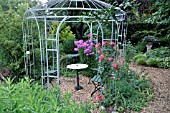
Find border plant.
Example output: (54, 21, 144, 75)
(0, 77, 94, 113)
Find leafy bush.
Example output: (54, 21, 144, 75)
(0, 78, 93, 113)
(157, 57, 170, 69)
(134, 54, 147, 65)
(146, 47, 170, 68)
(0, 0, 39, 78)
(101, 65, 154, 112)
(134, 47, 170, 68)
(133, 54, 147, 61)
(146, 58, 159, 67)
(135, 42, 146, 53)
(146, 46, 170, 58)
(125, 41, 137, 62)
(50, 22, 75, 43)
(136, 58, 146, 65)
(62, 37, 77, 54)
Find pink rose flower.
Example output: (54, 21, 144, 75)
(103, 41, 107, 46)
(110, 42, 115, 46)
(87, 33, 91, 38)
(97, 49, 101, 54)
(113, 64, 119, 69)
(95, 43, 101, 48)
(107, 57, 112, 61)
(122, 59, 125, 63)
(99, 54, 104, 62)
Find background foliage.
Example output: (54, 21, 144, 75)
(0, 0, 38, 78)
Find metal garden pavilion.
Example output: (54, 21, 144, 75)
(23, 0, 127, 87)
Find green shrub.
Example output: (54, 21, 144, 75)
(125, 41, 137, 62)
(146, 46, 170, 58)
(146, 58, 159, 67)
(157, 57, 170, 69)
(0, 78, 93, 113)
(133, 53, 147, 65)
(136, 58, 147, 65)
(134, 47, 170, 68)
(135, 42, 146, 53)
(101, 66, 154, 112)
(50, 22, 75, 43)
(0, 1, 40, 78)
(62, 37, 77, 54)
(133, 53, 147, 61)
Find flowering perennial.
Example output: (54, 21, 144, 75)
(95, 41, 116, 65)
(74, 39, 94, 56)
(95, 41, 120, 80)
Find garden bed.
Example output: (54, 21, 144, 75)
(58, 64, 170, 113)
(130, 64, 170, 113)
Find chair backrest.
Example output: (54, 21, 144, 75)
(91, 75, 101, 83)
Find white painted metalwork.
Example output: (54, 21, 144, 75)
(23, 0, 127, 88)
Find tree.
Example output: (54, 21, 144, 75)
(0, 0, 38, 78)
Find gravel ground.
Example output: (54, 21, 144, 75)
(59, 64, 170, 113)
(59, 74, 101, 113)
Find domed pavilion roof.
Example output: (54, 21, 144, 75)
(25, 0, 113, 19)
(33, 0, 112, 10)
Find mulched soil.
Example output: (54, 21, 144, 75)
(59, 75, 101, 113)
(59, 63, 170, 113)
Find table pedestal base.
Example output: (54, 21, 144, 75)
(75, 85, 83, 90)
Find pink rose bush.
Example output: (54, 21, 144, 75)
(95, 41, 120, 79)
(94, 41, 119, 104)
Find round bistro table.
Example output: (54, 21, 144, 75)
(67, 64, 88, 91)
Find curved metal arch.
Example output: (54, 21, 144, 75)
(23, 10, 43, 79)
(96, 20, 104, 49)
(55, 17, 69, 85)
(25, 10, 45, 86)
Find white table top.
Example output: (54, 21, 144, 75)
(67, 64, 88, 70)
